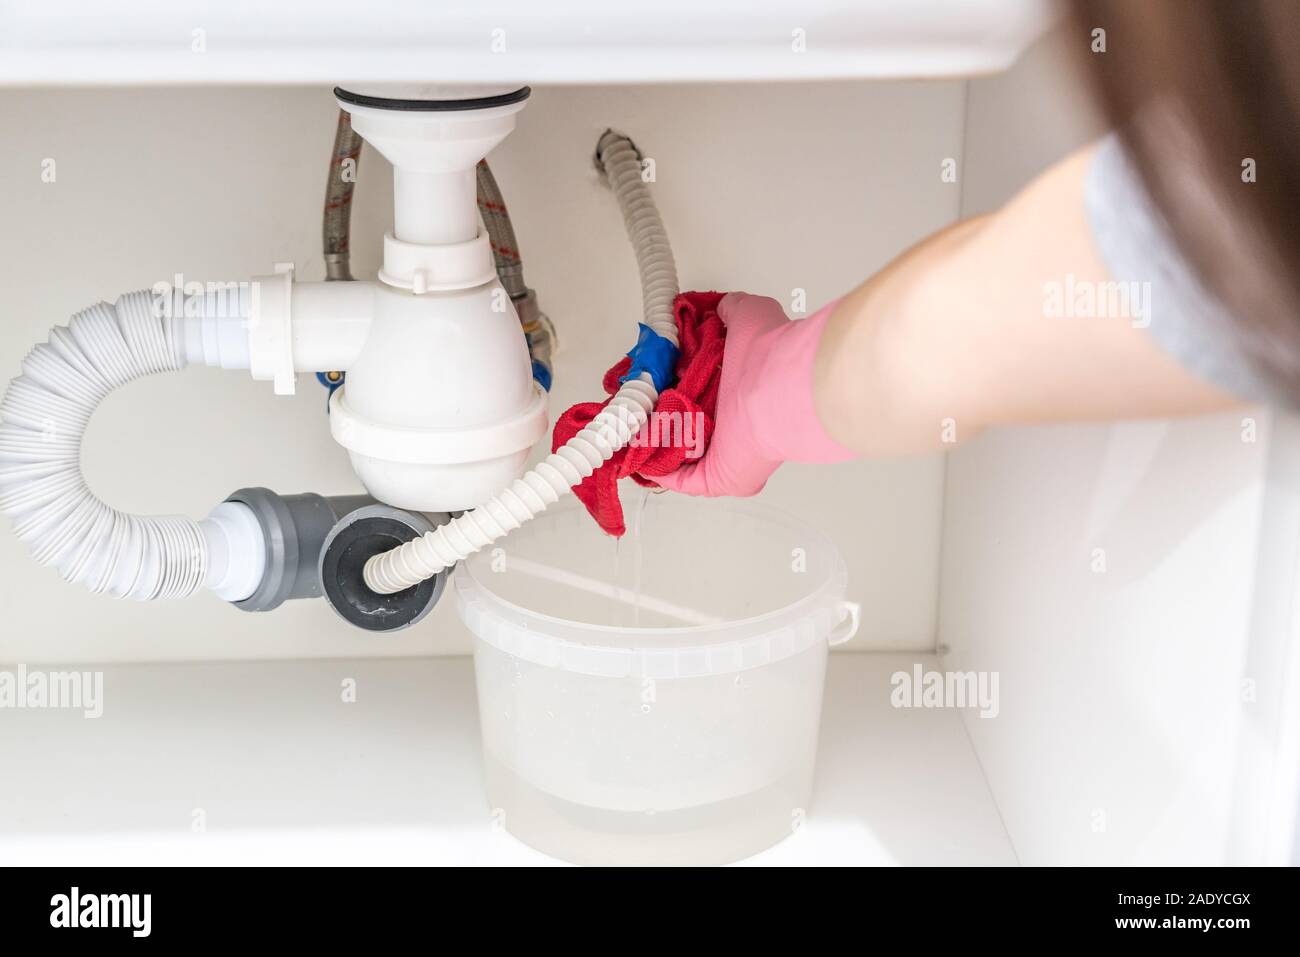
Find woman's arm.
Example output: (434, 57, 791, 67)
(658, 142, 1244, 498)
(815, 144, 1241, 456)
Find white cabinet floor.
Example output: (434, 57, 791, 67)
(0, 653, 1015, 866)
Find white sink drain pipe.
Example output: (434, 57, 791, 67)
(0, 113, 676, 614)
(363, 130, 679, 595)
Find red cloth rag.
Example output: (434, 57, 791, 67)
(551, 291, 728, 536)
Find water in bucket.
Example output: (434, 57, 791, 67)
(454, 488, 856, 865)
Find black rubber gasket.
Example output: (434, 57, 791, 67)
(320, 515, 441, 632)
(334, 86, 531, 112)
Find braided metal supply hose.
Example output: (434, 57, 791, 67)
(477, 159, 556, 386)
(324, 109, 363, 282)
(363, 130, 678, 594)
(476, 159, 527, 299)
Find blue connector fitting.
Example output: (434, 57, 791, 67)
(619, 323, 680, 392)
(531, 359, 553, 392)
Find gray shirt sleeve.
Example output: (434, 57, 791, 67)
(1084, 134, 1275, 402)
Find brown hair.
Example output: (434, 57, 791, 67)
(1068, 0, 1300, 397)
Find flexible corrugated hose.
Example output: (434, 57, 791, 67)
(0, 291, 211, 599)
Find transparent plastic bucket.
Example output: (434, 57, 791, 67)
(454, 490, 859, 865)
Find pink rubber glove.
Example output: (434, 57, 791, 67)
(655, 293, 858, 497)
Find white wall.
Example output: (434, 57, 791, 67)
(943, 30, 1300, 864)
(0, 81, 961, 663)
